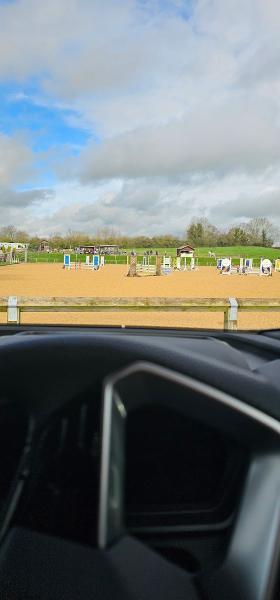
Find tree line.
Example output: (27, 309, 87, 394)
(0, 217, 278, 250)
(186, 217, 278, 247)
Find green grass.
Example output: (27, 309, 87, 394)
(27, 251, 129, 265)
(25, 246, 280, 267)
(128, 245, 280, 258)
(196, 246, 280, 259)
(129, 247, 178, 256)
(195, 246, 280, 266)
(123, 246, 280, 267)
(27, 251, 64, 262)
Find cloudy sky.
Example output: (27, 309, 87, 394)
(1, 0, 280, 236)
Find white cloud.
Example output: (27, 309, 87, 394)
(7, 170, 279, 237)
(0, 187, 53, 208)
(0, 0, 280, 233)
(77, 98, 280, 181)
(0, 187, 54, 234)
(0, 133, 34, 186)
(212, 189, 280, 221)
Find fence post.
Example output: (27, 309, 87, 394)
(7, 296, 20, 324)
(224, 297, 238, 331)
(156, 254, 161, 276)
(127, 255, 137, 277)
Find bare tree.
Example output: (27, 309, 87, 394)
(245, 217, 278, 247)
(0, 225, 18, 242)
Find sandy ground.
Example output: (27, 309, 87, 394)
(0, 263, 279, 330)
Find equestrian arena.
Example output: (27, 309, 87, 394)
(0, 262, 280, 329)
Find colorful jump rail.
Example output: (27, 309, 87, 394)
(1, 296, 280, 331)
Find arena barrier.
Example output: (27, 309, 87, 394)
(2, 296, 280, 331)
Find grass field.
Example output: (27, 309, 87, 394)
(0, 263, 280, 330)
(196, 246, 280, 259)
(26, 246, 280, 266)
(131, 245, 280, 257)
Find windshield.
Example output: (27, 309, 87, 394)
(0, 1, 279, 331)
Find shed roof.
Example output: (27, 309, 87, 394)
(177, 244, 195, 251)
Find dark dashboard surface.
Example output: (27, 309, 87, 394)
(0, 325, 279, 600)
(0, 325, 280, 418)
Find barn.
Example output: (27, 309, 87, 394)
(176, 244, 195, 258)
(38, 240, 50, 252)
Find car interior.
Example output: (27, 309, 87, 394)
(0, 324, 280, 599)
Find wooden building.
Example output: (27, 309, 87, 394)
(176, 244, 195, 257)
(39, 240, 50, 252)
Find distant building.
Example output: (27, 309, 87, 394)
(272, 241, 280, 249)
(76, 245, 96, 255)
(98, 244, 120, 255)
(76, 244, 120, 255)
(39, 240, 50, 252)
(176, 244, 195, 257)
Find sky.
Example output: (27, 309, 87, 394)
(0, 0, 280, 237)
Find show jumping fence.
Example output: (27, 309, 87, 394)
(128, 254, 162, 276)
(1, 296, 280, 331)
(0, 249, 28, 265)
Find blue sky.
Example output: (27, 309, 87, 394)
(0, 84, 90, 151)
(0, 81, 92, 189)
(0, 0, 279, 236)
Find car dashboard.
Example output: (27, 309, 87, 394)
(0, 325, 280, 599)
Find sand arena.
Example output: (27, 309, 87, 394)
(0, 263, 279, 329)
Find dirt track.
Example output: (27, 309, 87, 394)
(0, 263, 279, 329)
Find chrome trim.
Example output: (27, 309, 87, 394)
(109, 361, 280, 435)
(98, 382, 113, 549)
(98, 360, 280, 549)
